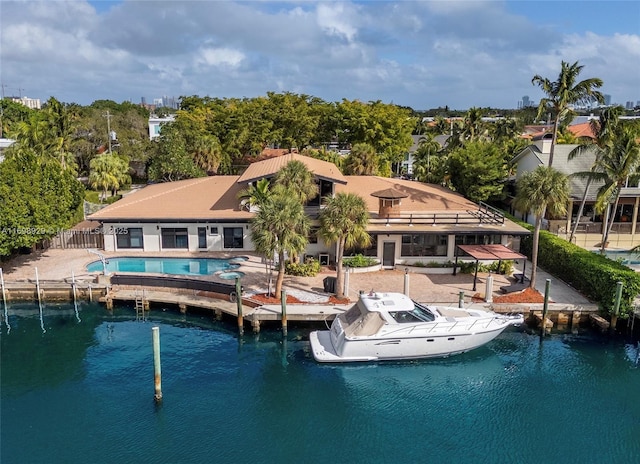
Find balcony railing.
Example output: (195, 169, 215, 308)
(369, 202, 505, 227)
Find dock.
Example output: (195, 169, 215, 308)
(101, 287, 351, 332)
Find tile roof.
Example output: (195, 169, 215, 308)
(237, 153, 347, 184)
(90, 176, 252, 221)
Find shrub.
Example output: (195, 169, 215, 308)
(285, 258, 321, 277)
(343, 254, 379, 268)
(516, 219, 640, 316)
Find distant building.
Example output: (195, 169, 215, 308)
(0, 138, 16, 162)
(10, 96, 41, 109)
(627, 101, 635, 110)
(604, 94, 612, 106)
(148, 114, 176, 140)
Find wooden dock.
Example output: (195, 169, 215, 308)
(101, 288, 351, 332)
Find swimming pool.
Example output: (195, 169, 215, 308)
(86, 257, 247, 276)
(600, 250, 640, 266)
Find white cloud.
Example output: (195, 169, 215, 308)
(0, 0, 637, 109)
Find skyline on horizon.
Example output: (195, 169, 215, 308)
(1, 1, 639, 110)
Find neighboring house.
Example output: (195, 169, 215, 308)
(401, 134, 449, 175)
(511, 133, 640, 249)
(0, 138, 16, 163)
(148, 115, 176, 140)
(90, 153, 529, 266)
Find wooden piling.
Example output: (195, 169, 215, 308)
(458, 291, 464, 308)
(281, 290, 288, 336)
(610, 281, 623, 334)
(540, 279, 551, 340)
(235, 277, 243, 336)
(152, 326, 162, 402)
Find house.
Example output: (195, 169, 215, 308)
(0, 138, 16, 163)
(511, 133, 640, 249)
(401, 134, 449, 175)
(148, 115, 176, 140)
(90, 153, 529, 266)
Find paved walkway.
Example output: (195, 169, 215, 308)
(0, 249, 592, 307)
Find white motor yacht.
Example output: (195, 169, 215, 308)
(309, 292, 523, 363)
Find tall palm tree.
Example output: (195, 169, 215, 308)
(318, 192, 371, 299)
(412, 135, 441, 183)
(568, 106, 624, 242)
(586, 127, 640, 253)
(513, 166, 570, 288)
(532, 60, 604, 166)
(274, 160, 319, 204)
(250, 186, 310, 296)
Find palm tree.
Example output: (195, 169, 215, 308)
(250, 186, 310, 296)
(89, 154, 130, 201)
(513, 166, 570, 289)
(412, 135, 442, 184)
(586, 127, 640, 253)
(274, 160, 319, 203)
(192, 134, 223, 174)
(237, 178, 271, 211)
(343, 143, 378, 175)
(318, 192, 371, 299)
(532, 60, 604, 166)
(568, 106, 624, 242)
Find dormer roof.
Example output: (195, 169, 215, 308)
(237, 153, 347, 184)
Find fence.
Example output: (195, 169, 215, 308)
(41, 229, 104, 250)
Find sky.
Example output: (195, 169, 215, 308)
(1, 0, 639, 110)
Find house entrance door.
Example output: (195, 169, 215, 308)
(382, 242, 396, 267)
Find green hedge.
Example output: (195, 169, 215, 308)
(518, 224, 640, 316)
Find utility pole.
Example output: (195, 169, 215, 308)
(103, 111, 113, 154)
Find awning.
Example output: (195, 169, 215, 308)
(454, 244, 527, 291)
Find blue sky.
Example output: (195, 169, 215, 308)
(1, 1, 638, 109)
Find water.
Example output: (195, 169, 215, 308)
(2, 303, 639, 464)
(86, 256, 247, 275)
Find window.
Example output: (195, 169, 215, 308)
(161, 228, 188, 249)
(308, 228, 319, 244)
(401, 234, 447, 257)
(198, 227, 207, 249)
(223, 227, 244, 249)
(455, 234, 501, 246)
(116, 227, 143, 249)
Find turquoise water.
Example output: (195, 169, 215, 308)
(2, 303, 639, 464)
(602, 250, 640, 266)
(86, 256, 246, 275)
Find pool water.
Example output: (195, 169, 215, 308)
(87, 257, 246, 276)
(601, 250, 640, 266)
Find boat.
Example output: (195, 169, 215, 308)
(309, 291, 523, 363)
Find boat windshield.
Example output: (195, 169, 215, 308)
(389, 302, 435, 323)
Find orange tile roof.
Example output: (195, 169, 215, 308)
(90, 176, 252, 221)
(568, 122, 596, 139)
(237, 152, 347, 184)
(338, 177, 478, 216)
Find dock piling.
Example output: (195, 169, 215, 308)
(152, 326, 162, 402)
(235, 277, 243, 336)
(71, 271, 81, 322)
(0, 268, 10, 333)
(403, 268, 409, 297)
(610, 281, 623, 334)
(281, 290, 288, 336)
(458, 291, 464, 308)
(35, 267, 46, 333)
(540, 279, 551, 340)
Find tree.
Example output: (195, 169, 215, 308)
(412, 135, 443, 184)
(448, 141, 508, 203)
(344, 143, 378, 175)
(587, 127, 640, 253)
(532, 60, 604, 166)
(318, 193, 371, 299)
(513, 167, 570, 288)
(568, 106, 625, 242)
(147, 123, 204, 182)
(237, 178, 271, 211)
(273, 160, 318, 204)
(249, 186, 310, 296)
(89, 154, 130, 201)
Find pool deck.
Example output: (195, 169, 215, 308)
(0, 248, 598, 330)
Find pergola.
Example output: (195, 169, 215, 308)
(453, 244, 527, 291)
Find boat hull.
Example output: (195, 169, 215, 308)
(310, 325, 512, 363)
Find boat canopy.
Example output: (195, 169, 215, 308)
(339, 303, 386, 337)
